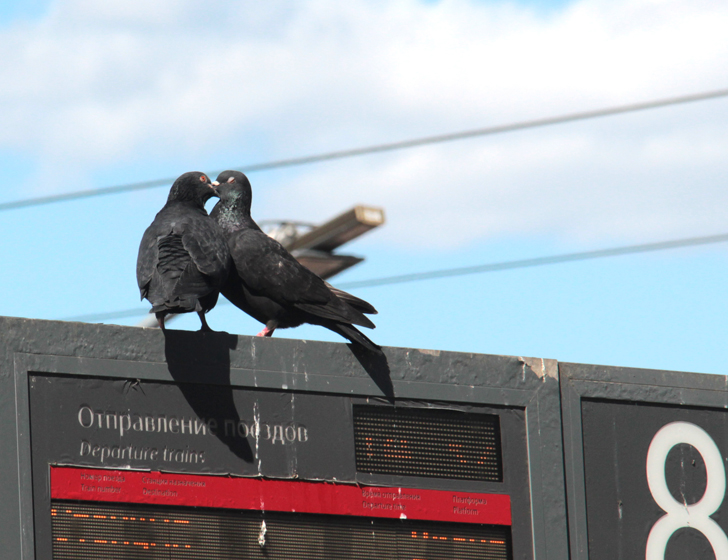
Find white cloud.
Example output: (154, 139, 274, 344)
(1, 0, 728, 247)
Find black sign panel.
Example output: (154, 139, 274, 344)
(29, 374, 355, 479)
(581, 398, 728, 560)
(27, 371, 530, 560)
(0, 317, 569, 560)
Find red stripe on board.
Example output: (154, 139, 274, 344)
(51, 466, 511, 526)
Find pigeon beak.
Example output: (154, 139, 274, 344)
(209, 183, 220, 196)
(212, 181, 220, 186)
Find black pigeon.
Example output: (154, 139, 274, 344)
(210, 170, 382, 353)
(136, 171, 230, 332)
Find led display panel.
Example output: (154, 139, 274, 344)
(50, 467, 512, 560)
(354, 405, 503, 481)
(52, 502, 510, 560)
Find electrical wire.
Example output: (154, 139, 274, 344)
(62, 231, 728, 323)
(3, 87, 728, 213)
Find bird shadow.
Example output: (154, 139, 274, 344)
(163, 329, 254, 463)
(349, 345, 394, 403)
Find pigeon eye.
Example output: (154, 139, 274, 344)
(227, 177, 235, 184)
(199, 175, 207, 183)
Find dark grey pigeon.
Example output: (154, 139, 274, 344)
(136, 171, 230, 332)
(210, 170, 382, 353)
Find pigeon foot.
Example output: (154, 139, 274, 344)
(198, 312, 214, 333)
(256, 326, 275, 337)
(156, 313, 167, 333)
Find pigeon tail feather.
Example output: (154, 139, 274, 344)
(326, 285, 378, 315)
(330, 323, 383, 355)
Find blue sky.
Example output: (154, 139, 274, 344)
(2, 0, 728, 375)
(0, 0, 51, 25)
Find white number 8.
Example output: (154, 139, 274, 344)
(645, 421, 728, 559)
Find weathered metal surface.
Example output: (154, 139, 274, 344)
(0, 316, 567, 560)
(560, 362, 728, 560)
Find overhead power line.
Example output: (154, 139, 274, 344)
(4, 87, 728, 213)
(63, 231, 728, 323)
(336, 232, 728, 289)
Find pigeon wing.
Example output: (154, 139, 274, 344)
(231, 231, 374, 328)
(294, 301, 375, 328)
(136, 223, 160, 299)
(231, 230, 331, 305)
(180, 218, 230, 285)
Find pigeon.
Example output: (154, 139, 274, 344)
(210, 170, 382, 353)
(136, 171, 231, 332)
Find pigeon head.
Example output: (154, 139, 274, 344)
(167, 171, 218, 206)
(213, 170, 253, 215)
